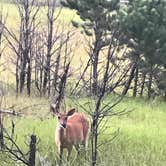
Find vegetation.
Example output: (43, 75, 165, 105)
(119, 0, 166, 99)
(0, 0, 166, 166)
(1, 96, 166, 166)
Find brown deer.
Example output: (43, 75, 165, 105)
(51, 104, 89, 163)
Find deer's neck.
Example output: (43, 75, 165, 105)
(58, 125, 67, 142)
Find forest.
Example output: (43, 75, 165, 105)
(0, 0, 166, 166)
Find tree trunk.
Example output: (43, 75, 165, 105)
(91, 116, 98, 166)
(43, 56, 51, 95)
(148, 65, 153, 99)
(28, 135, 36, 166)
(0, 111, 4, 149)
(122, 63, 136, 96)
(53, 49, 61, 95)
(91, 40, 101, 96)
(43, 11, 53, 96)
(164, 91, 166, 101)
(133, 67, 138, 97)
(140, 73, 146, 97)
(16, 56, 20, 95)
(19, 55, 27, 93)
(27, 58, 31, 96)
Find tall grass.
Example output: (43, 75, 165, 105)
(1, 95, 166, 165)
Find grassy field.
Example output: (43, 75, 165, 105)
(0, 95, 166, 166)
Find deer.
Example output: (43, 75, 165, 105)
(51, 104, 89, 164)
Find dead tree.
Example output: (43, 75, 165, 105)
(1, 120, 37, 166)
(71, 31, 130, 166)
(0, 8, 7, 74)
(0, 110, 4, 149)
(42, 0, 62, 96)
(34, 32, 45, 96)
(4, 0, 40, 96)
(122, 63, 136, 96)
(140, 72, 146, 97)
(0, 13, 6, 148)
(0, 101, 21, 149)
(51, 31, 74, 112)
(0, 11, 5, 60)
(28, 135, 36, 166)
(90, 32, 125, 166)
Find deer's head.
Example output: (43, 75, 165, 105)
(51, 104, 75, 128)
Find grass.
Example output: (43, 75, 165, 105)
(0, 95, 166, 166)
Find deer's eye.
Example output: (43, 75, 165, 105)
(58, 116, 60, 119)
(65, 117, 68, 120)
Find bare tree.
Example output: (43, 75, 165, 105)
(90, 33, 123, 166)
(3, 0, 40, 96)
(0, 97, 4, 149)
(51, 31, 75, 112)
(43, 0, 56, 95)
(70, 30, 130, 166)
(1, 123, 37, 166)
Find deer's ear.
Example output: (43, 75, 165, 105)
(50, 104, 59, 115)
(67, 108, 75, 116)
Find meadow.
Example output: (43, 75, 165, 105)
(0, 95, 166, 166)
(0, 1, 166, 166)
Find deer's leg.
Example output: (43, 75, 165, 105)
(58, 146, 63, 165)
(75, 144, 80, 155)
(82, 140, 86, 148)
(67, 146, 72, 161)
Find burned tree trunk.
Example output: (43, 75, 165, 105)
(19, 0, 30, 93)
(122, 63, 136, 96)
(91, 46, 100, 95)
(148, 65, 153, 99)
(0, 12, 4, 60)
(43, 0, 56, 96)
(0, 112, 4, 149)
(28, 135, 36, 166)
(53, 46, 62, 95)
(133, 66, 138, 97)
(27, 56, 31, 96)
(91, 34, 102, 96)
(140, 72, 146, 97)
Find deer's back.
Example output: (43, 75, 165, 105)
(68, 112, 89, 141)
(55, 112, 89, 148)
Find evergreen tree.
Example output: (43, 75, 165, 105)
(61, 0, 120, 95)
(119, 0, 166, 98)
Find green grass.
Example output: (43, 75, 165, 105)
(1, 95, 166, 166)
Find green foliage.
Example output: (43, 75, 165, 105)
(156, 70, 166, 97)
(61, 0, 120, 37)
(120, 0, 166, 66)
(119, 0, 166, 98)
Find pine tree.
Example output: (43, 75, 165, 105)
(61, 0, 120, 95)
(119, 0, 166, 98)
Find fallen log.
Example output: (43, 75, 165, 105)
(0, 109, 21, 116)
